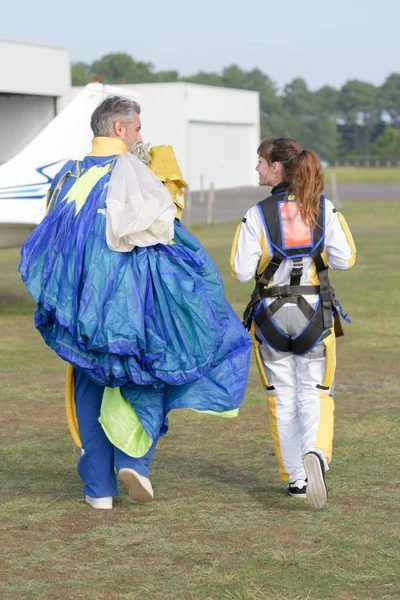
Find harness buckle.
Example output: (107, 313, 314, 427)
(277, 285, 292, 298)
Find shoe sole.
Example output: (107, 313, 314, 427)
(118, 469, 153, 504)
(303, 453, 327, 510)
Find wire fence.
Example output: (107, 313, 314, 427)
(331, 159, 400, 167)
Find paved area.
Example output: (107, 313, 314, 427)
(183, 183, 400, 226)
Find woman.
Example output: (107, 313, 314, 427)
(230, 137, 356, 509)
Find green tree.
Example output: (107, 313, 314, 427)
(283, 78, 315, 118)
(300, 113, 340, 162)
(339, 80, 377, 151)
(313, 85, 340, 116)
(69, 52, 398, 163)
(71, 62, 92, 86)
(182, 71, 223, 86)
(279, 79, 339, 160)
(221, 64, 250, 89)
(379, 73, 400, 129)
(91, 53, 157, 84)
(244, 68, 281, 137)
(223, 66, 281, 137)
(374, 127, 400, 160)
(155, 70, 180, 82)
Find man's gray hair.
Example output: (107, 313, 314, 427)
(90, 95, 141, 137)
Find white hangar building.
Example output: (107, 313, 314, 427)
(0, 40, 71, 164)
(115, 82, 260, 189)
(0, 40, 260, 247)
(66, 82, 261, 190)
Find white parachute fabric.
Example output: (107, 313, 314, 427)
(105, 153, 176, 252)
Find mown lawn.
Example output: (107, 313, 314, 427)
(0, 199, 399, 600)
(324, 166, 400, 184)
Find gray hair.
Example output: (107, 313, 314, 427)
(90, 95, 141, 137)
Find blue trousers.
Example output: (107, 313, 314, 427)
(74, 367, 157, 498)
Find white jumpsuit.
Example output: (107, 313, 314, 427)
(231, 197, 356, 483)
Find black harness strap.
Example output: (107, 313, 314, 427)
(257, 249, 286, 287)
(291, 296, 326, 355)
(254, 295, 327, 355)
(261, 284, 320, 298)
(243, 249, 285, 325)
(290, 257, 303, 286)
(254, 297, 293, 352)
(310, 249, 333, 330)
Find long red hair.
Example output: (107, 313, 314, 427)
(258, 137, 324, 229)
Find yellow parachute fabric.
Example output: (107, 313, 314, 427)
(148, 146, 188, 221)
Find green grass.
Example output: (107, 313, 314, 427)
(1, 201, 400, 600)
(324, 166, 400, 184)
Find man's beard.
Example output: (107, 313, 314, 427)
(129, 141, 151, 165)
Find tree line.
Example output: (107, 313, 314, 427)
(72, 53, 400, 163)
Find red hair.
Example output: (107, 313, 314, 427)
(258, 137, 324, 228)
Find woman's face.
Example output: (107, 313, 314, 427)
(256, 155, 282, 187)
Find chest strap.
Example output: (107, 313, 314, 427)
(260, 284, 320, 298)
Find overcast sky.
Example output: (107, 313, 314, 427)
(2, 0, 398, 91)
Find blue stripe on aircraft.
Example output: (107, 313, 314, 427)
(0, 159, 66, 192)
(0, 188, 43, 195)
(0, 195, 46, 200)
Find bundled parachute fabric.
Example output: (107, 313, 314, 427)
(105, 153, 176, 252)
(19, 151, 252, 453)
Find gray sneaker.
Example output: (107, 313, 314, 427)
(303, 451, 328, 509)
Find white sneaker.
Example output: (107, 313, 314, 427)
(303, 451, 328, 510)
(118, 468, 154, 503)
(287, 479, 307, 498)
(85, 495, 113, 510)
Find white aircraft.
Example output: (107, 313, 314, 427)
(0, 83, 142, 248)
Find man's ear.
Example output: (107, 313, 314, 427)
(113, 120, 124, 138)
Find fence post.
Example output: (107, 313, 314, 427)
(330, 171, 341, 208)
(199, 174, 205, 203)
(207, 183, 215, 225)
(184, 187, 192, 228)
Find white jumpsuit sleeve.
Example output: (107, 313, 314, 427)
(230, 207, 266, 283)
(324, 199, 356, 270)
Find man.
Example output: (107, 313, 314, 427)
(20, 96, 252, 510)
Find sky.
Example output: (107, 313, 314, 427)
(1, 0, 399, 91)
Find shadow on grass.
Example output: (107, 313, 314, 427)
(154, 452, 311, 512)
(1, 442, 312, 513)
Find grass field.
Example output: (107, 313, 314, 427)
(324, 166, 400, 184)
(1, 199, 399, 600)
